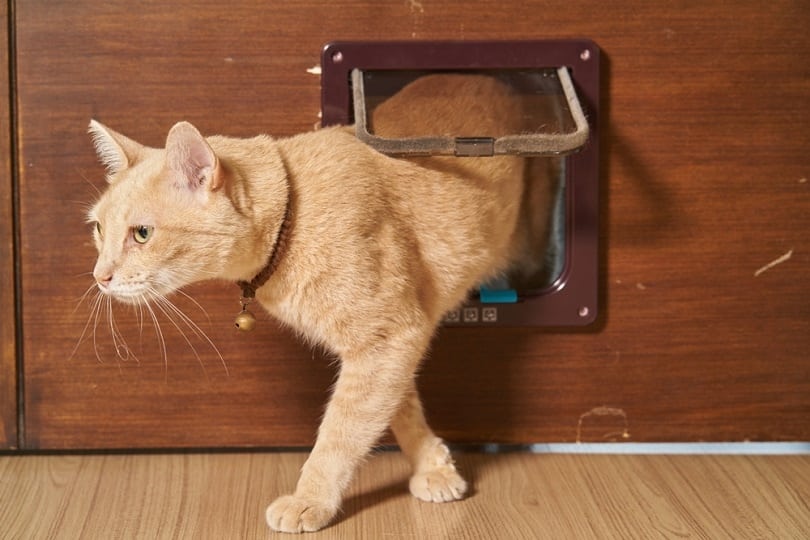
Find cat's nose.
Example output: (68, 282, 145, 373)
(93, 260, 115, 289)
(94, 270, 113, 288)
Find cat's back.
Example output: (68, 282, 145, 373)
(369, 73, 523, 139)
(274, 119, 522, 324)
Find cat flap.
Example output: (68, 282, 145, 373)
(321, 40, 601, 326)
(351, 67, 589, 157)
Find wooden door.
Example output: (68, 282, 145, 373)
(12, 1, 810, 449)
(1, 0, 17, 449)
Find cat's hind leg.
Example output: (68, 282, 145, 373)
(265, 326, 433, 533)
(390, 382, 468, 503)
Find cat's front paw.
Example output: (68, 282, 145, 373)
(409, 464, 468, 503)
(266, 494, 338, 533)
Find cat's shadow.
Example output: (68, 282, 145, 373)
(335, 449, 492, 525)
(338, 475, 411, 524)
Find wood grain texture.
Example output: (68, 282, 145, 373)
(0, 0, 18, 449)
(13, 1, 810, 449)
(1, 451, 808, 539)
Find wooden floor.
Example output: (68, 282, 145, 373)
(1, 451, 808, 539)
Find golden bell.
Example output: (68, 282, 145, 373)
(234, 309, 256, 331)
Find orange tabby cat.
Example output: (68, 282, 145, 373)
(87, 74, 538, 533)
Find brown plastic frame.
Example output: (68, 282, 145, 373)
(321, 40, 600, 326)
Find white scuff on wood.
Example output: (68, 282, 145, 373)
(407, 0, 425, 13)
(576, 406, 630, 444)
(306, 65, 322, 75)
(754, 249, 793, 277)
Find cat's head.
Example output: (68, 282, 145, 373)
(87, 120, 240, 305)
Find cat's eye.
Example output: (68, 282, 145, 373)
(132, 225, 154, 244)
(95, 222, 103, 238)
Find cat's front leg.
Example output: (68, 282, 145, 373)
(266, 331, 429, 533)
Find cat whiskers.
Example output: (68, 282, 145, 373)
(140, 294, 169, 376)
(173, 288, 214, 326)
(145, 287, 229, 377)
(70, 286, 137, 369)
(72, 281, 226, 377)
(71, 280, 100, 317)
(69, 285, 104, 362)
(107, 294, 137, 363)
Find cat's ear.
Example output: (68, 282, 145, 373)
(88, 119, 143, 179)
(164, 121, 223, 194)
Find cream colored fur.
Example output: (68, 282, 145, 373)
(87, 74, 541, 533)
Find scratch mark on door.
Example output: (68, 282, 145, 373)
(754, 249, 793, 277)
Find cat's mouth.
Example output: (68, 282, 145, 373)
(97, 281, 153, 305)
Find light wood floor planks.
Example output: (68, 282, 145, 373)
(1, 451, 808, 539)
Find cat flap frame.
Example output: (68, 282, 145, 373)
(351, 67, 590, 158)
(321, 40, 600, 326)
